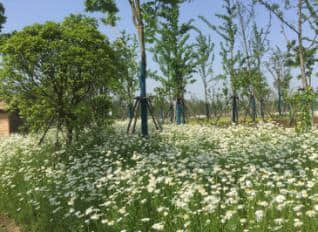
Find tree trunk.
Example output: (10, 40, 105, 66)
(139, 37, 148, 136)
(203, 82, 210, 120)
(169, 102, 174, 123)
(176, 98, 182, 125)
(66, 126, 73, 145)
(250, 94, 257, 123)
(297, 0, 308, 89)
(260, 97, 265, 121)
(182, 98, 186, 124)
(130, 0, 148, 136)
(160, 107, 164, 124)
(232, 94, 238, 123)
(128, 103, 134, 120)
(205, 102, 210, 120)
(278, 86, 282, 116)
(297, 0, 313, 128)
(204, 93, 210, 120)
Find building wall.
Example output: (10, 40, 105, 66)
(0, 113, 9, 136)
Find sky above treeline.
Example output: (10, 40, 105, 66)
(2, 0, 315, 99)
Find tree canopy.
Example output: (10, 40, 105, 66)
(0, 3, 6, 32)
(0, 14, 121, 143)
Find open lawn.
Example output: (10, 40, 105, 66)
(1, 122, 318, 231)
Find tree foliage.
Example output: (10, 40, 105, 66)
(255, 0, 318, 88)
(147, 1, 197, 124)
(201, 0, 239, 92)
(266, 47, 292, 115)
(195, 32, 215, 119)
(113, 31, 139, 106)
(0, 2, 6, 32)
(201, 0, 240, 122)
(286, 40, 318, 84)
(148, 2, 197, 98)
(0, 15, 121, 144)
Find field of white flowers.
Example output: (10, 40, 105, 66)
(1, 123, 318, 231)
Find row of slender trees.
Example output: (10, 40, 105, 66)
(104, 0, 318, 134)
(0, 0, 318, 141)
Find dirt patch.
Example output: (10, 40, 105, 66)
(0, 214, 22, 232)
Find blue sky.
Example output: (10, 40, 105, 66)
(1, 0, 311, 99)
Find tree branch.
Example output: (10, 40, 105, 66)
(257, 0, 300, 35)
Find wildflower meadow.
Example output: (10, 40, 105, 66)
(1, 123, 318, 231)
(2, 0, 318, 231)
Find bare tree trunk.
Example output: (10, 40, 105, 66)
(129, 0, 148, 136)
(128, 102, 134, 120)
(297, 0, 308, 89)
(232, 94, 238, 123)
(250, 94, 257, 122)
(260, 97, 265, 121)
(203, 82, 210, 120)
(182, 98, 186, 124)
(66, 126, 73, 145)
(278, 85, 282, 116)
(169, 102, 174, 123)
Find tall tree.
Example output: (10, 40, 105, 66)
(235, 0, 271, 122)
(285, 40, 318, 87)
(0, 2, 6, 32)
(266, 47, 292, 116)
(201, 0, 240, 123)
(147, 1, 197, 124)
(113, 31, 139, 119)
(250, 20, 271, 120)
(256, 0, 318, 129)
(195, 32, 215, 120)
(85, 0, 149, 135)
(85, 0, 193, 134)
(235, 0, 258, 122)
(256, 0, 308, 87)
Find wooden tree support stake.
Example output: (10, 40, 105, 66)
(127, 96, 162, 134)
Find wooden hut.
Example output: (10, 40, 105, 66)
(0, 102, 22, 136)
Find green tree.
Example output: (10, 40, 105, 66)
(285, 40, 318, 86)
(113, 31, 139, 119)
(266, 47, 292, 116)
(195, 32, 215, 120)
(235, 0, 258, 122)
(201, 0, 240, 123)
(153, 87, 168, 123)
(85, 0, 149, 135)
(147, 1, 197, 124)
(250, 21, 271, 120)
(85, 0, 193, 133)
(256, 0, 318, 129)
(235, 0, 271, 122)
(0, 2, 6, 32)
(255, 0, 307, 87)
(0, 15, 120, 144)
